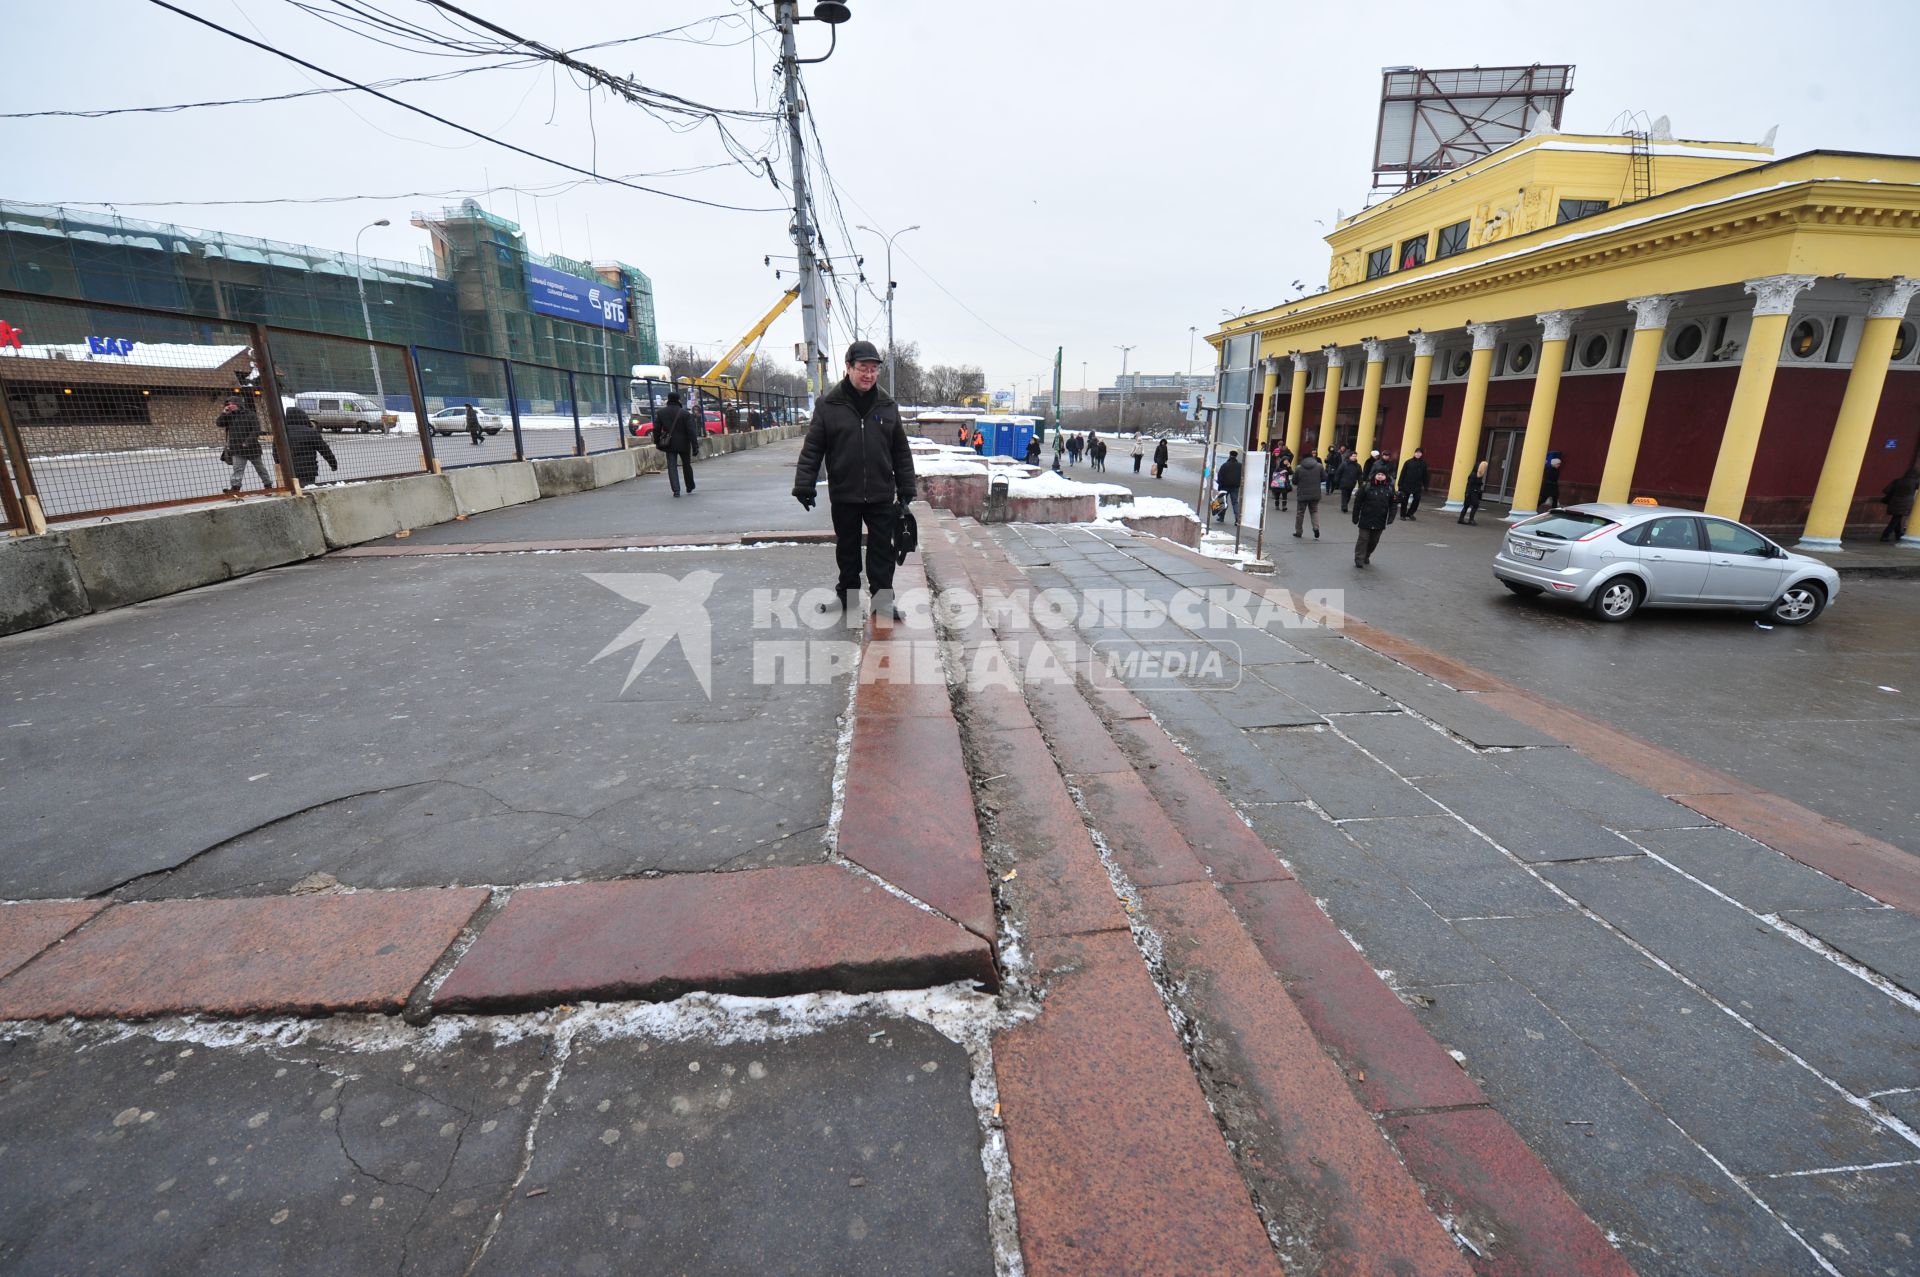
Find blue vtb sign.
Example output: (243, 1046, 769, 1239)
(526, 263, 629, 332)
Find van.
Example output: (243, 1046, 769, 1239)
(295, 392, 398, 434)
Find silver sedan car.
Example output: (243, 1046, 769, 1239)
(1492, 503, 1840, 625)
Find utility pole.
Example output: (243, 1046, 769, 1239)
(776, 2, 830, 401)
(1188, 325, 1197, 375)
(1115, 344, 1135, 434)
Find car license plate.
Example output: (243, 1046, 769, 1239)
(1511, 540, 1545, 561)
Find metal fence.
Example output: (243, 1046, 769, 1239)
(0, 287, 687, 529)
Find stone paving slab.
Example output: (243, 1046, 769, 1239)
(0, 1027, 544, 1276)
(1540, 857, 1920, 1095)
(432, 866, 993, 1014)
(1780, 906, 1920, 996)
(0, 900, 105, 981)
(1193, 683, 1323, 729)
(1248, 727, 1445, 822)
(1329, 711, 1488, 780)
(1746, 1163, 1920, 1277)
(1339, 814, 1572, 921)
(0, 890, 486, 1021)
(1674, 789, 1920, 918)
(1630, 826, 1885, 915)
(469, 1022, 993, 1277)
(1406, 977, 1833, 1277)
(1248, 661, 1396, 715)
(1140, 880, 1474, 1277)
(1104, 716, 1289, 885)
(1123, 693, 1307, 802)
(993, 929, 1283, 1276)
(1451, 910, 1912, 1175)
(1486, 747, 1709, 832)
(837, 711, 996, 943)
(1411, 774, 1635, 862)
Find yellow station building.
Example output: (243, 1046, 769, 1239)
(1211, 129, 1920, 545)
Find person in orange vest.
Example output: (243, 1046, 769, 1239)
(971, 426, 986, 454)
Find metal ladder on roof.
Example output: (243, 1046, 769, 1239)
(1627, 130, 1654, 202)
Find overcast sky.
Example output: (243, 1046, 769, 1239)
(7, 1, 1918, 400)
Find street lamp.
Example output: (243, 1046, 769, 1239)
(855, 222, 919, 396)
(1188, 325, 1197, 375)
(1114, 344, 1135, 434)
(354, 219, 391, 406)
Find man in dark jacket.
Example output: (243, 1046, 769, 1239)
(1351, 469, 1396, 567)
(465, 403, 483, 446)
(1215, 449, 1244, 523)
(219, 396, 271, 494)
(283, 406, 338, 487)
(1397, 447, 1430, 520)
(1883, 466, 1919, 541)
(793, 341, 917, 617)
(1541, 455, 1563, 508)
(1292, 451, 1325, 539)
(1335, 451, 1362, 511)
(653, 391, 698, 497)
(1152, 436, 1169, 478)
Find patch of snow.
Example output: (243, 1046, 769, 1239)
(1005, 472, 1128, 499)
(1096, 496, 1200, 524)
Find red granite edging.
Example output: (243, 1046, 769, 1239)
(333, 533, 746, 557)
(1141, 879, 1476, 1277)
(1388, 1108, 1635, 1277)
(0, 900, 108, 982)
(432, 864, 992, 1014)
(993, 929, 1283, 1276)
(0, 889, 488, 1021)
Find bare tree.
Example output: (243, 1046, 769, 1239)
(923, 364, 986, 406)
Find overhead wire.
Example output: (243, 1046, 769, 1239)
(142, 0, 786, 214)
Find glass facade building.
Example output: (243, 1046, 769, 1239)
(0, 199, 657, 408)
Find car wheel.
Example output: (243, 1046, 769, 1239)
(1590, 576, 1643, 622)
(1502, 581, 1544, 597)
(486, 428, 501, 435)
(1768, 581, 1826, 626)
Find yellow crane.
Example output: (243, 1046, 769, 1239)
(685, 288, 800, 396)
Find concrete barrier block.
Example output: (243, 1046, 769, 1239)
(0, 532, 91, 636)
(446, 461, 538, 516)
(67, 497, 329, 610)
(310, 474, 458, 548)
(1120, 514, 1201, 547)
(590, 450, 637, 487)
(985, 495, 1097, 525)
(919, 473, 989, 519)
(635, 447, 666, 475)
(530, 456, 596, 497)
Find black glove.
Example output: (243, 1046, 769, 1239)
(795, 493, 815, 511)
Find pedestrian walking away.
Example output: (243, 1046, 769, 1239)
(1458, 459, 1488, 525)
(1067, 434, 1083, 467)
(282, 406, 338, 488)
(218, 395, 272, 494)
(1398, 447, 1429, 519)
(1090, 437, 1108, 472)
(1215, 448, 1244, 524)
(1882, 465, 1919, 541)
(1352, 470, 1396, 567)
(1541, 454, 1563, 508)
(465, 403, 483, 446)
(653, 391, 699, 497)
(793, 341, 917, 619)
(1152, 436, 1169, 479)
(1131, 439, 1144, 473)
(1292, 451, 1324, 538)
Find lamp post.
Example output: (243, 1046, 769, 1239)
(354, 219, 391, 405)
(855, 222, 919, 395)
(1188, 325, 1197, 375)
(1114, 344, 1135, 434)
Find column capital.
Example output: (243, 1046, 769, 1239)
(1260, 355, 1284, 374)
(1409, 331, 1438, 358)
(1361, 338, 1388, 363)
(1743, 274, 1818, 316)
(1467, 322, 1503, 351)
(1625, 294, 1682, 331)
(1863, 276, 1920, 320)
(1536, 309, 1584, 342)
(1289, 351, 1315, 372)
(1323, 344, 1345, 367)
